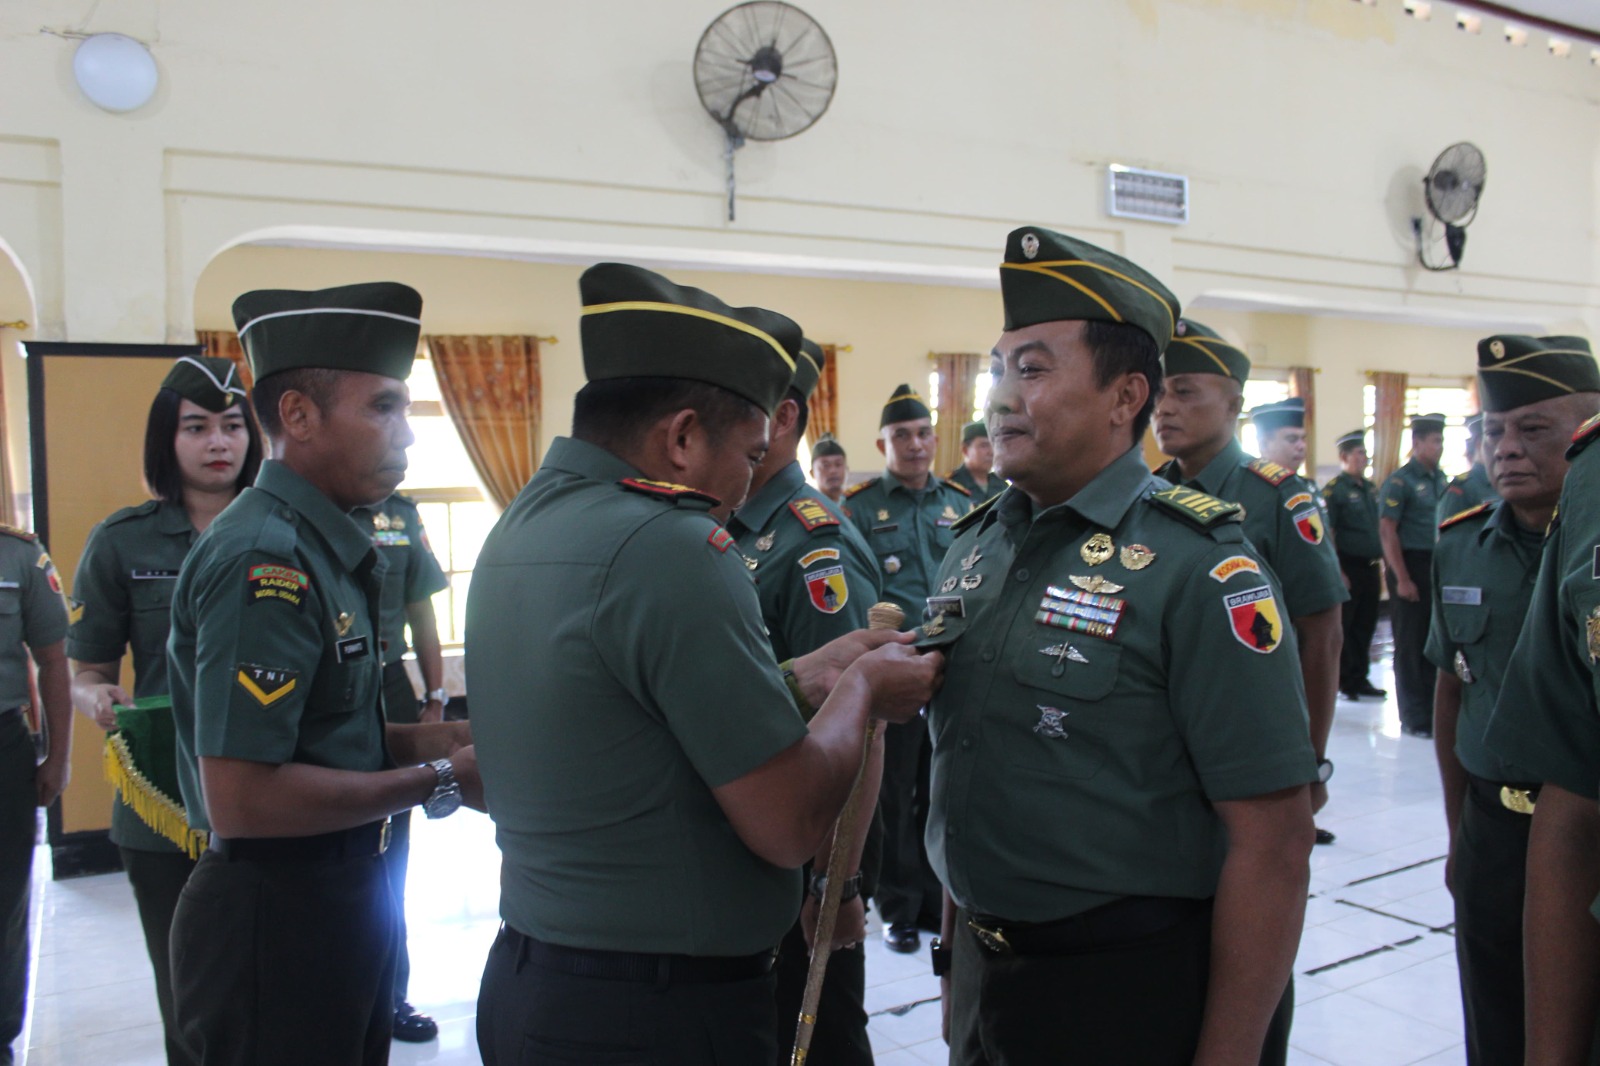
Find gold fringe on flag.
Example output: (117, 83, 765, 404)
(102, 734, 209, 859)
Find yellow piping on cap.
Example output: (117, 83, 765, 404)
(581, 301, 796, 372)
(1480, 365, 1576, 393)
(1493, 348, 1592, 367)
(1004, 259, 1178, 336)
(884, 392, 926, 407)
(1167, 336, 1235, 377)
(1001, 263, 1121, 323)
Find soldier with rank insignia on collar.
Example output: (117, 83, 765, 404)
(1438, 413, 1500, 524)
(166, 283, 481, 1066)
(725, 338, 883, 1066)
(946, 421, 1006, 505)
(1380, 412, 1450, 738)
(923, 227, 1317, 1065)
(843, 384, 973, 954)
(466, 263, 942, 1063)
(1250, 397, 1310, 476)
(809, 433, 850, 506)
(1425, 334, 1600, 1066)
(1322, 429, 1388, 701)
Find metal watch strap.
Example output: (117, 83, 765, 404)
(427, 757, 456, 799)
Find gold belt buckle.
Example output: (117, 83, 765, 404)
(1499, 786, 1537, 815)
(379, 818, 393, 854)
(966, 918, 1010, 953)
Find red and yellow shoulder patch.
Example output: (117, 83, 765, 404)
(1245, 458, 1292, 487)
(707, 527, 735, 553)
(843, 478, 879, 499)
(619, 478, 721, 507)
(788, 497, 840, 532)
(944, 479, 972, 498)
(1439, 501, 1492, 531)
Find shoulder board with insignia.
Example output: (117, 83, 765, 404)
(619, 478, 721, 507)
(788, 497, 840, 532)
(1244, 458, 1292, 487)
(944, 478, 972, 498)
(1149, 485, 1244, 528)
(1438, 501, 1492, 532)
(104, 500, 161, 527)
(1569, 412, 1600, 456)
(843, 477, 880, 499)
(0, 523, 37, 542)
(951, 494, 1000, 534)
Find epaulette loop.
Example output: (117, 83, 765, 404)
(619, 478, 722, 507)
(1244, 458, 1292, 487)
(1149, 485, 1244, 528)
(1438, 501, 1492, 531)
(843, 477, 880, 499)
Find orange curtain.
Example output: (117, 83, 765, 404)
(426, 335, 542, 509)
(932, 352, 982, 477)
(195, 330, 253, 392)
(804, 343, 839, 447)
(1287, 366, 1317, 477)
(1372, 371, 1408, 484)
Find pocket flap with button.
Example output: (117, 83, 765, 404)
(1442, 603, 1489, 645)
(0, 590, 19, 615)
(869, 527, 911, 557)
(1013, 640, 1123, 701)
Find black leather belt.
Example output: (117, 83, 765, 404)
(501, 926, 775, 984)
(209, 819, 390, 861)
(1467, 772, 1539, 815)
(965, 895, 1213, 956)
(0, 706, 23, 724)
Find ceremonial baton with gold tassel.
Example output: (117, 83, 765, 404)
(792, 601, 905, 1065)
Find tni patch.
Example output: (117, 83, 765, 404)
(236, 663, 299, 707)
(247, 564, 309, 611)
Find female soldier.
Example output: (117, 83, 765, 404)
(67, 356, 260, 1066)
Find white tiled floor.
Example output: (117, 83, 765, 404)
(17, 657, 1467, 1065)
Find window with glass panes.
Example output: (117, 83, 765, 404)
(1361, 378, 1475, 480)
(1238, 372, 1290, 458)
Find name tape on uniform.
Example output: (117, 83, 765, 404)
(1440, 586, 1483, 606)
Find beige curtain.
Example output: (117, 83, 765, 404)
(804, 343, 839, 447)
(196, 330, 254, 393)
(1287, 366, 1317, 476)
(931, 352, 983, 477)
(1372, 371, 1408, 484)
(426, 335, 542, 509)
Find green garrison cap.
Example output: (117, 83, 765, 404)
(811, 432, 845, 459)
(1000, 228, 1179, 351)
(961, 420, 988, 445)
(1250, 397, 1305, 434)
(579, 263, 799, 415)
(1411, 412, 1447, 433)
(161, 356, 248, 413)
(1164, 319, 1251, 383)
(1477, 335, 1600, 413)
(1335, 428, 1367, 451)
(1465, 412, 1484, 436)
(881, 383, 932, 428)
(792, 339, 825, 400)
(232, 282, 421, 383)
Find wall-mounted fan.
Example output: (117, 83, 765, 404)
(1412, 142, 1486, 271)
(693, 1, 838, 221)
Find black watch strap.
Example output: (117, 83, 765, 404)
(808, 870, 862, 903)
(930, 936, 951, 978)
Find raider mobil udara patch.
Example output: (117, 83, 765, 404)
(247, 564, 309, 610)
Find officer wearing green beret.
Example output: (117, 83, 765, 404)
(724, 338, 882, 1066)
(927, 227, 1316, 1065)
(0, 530, 70, 1066)
(1321, 430, 1387, 700)
(1425, 334, 1600, 1066)
(1438, 413, 1500, 524)
(1250, 398, 1309, 475)
(167, 282, 480, 1066)
(810, 433, 850, 505)
(348, 491, 449, 1043)
(467, 263, 942, 1064)
(844, 384, 973, 953)
(947, 422, 1005, 505)
(1380, 413, 1449, 737)
(68, 356, 261, 1066)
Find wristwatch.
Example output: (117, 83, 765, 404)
(423, 757, 462, 819)
(807, 870, 862, 903)
(425, 687, 449, 705)
(930, 936, 951, 978)
(1317, 758, 1335, 784)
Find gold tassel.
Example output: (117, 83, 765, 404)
(102, 735, 209, 859)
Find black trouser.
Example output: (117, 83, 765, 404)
(950, 899, 1215, 1065)
(1385, 549, 1434, 730)
(1338, 553, 1382, 691)
(0, 712, 34, 1066)
(876, 718, 937, 927)
(477, 926, 779, 1065)
(169, 849, 396, 1066)
(1455, 775, 1532, 1066)
(120, 847, 198, 1066)
(772, 915, 872, 1066)
(381, 661, 417, 1008)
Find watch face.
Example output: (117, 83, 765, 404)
(1317, 760, 1334, 784)
(425, 786, 463, 819)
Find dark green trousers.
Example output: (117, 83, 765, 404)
(1386, 551, 1435, 731)
(120, 846, 197, 1066)
(1455, 777, 1530, 1066)
(772, 915, 872, 1066)
(0, 713, 34, 1066)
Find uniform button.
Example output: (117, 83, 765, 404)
(960, 737, 972, 749)
(980, 649, 995, 662)
(1015, 568, 1030, 582)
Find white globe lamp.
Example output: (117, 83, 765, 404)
(72, 33, 159, 113)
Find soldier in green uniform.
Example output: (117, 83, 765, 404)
(166, 283, 480, 1066)
(810, 433, 850, 505)
(348, 492, 449, 1043)
(947, 421, 1005, 505)
(926, 227, 1316, 1065)
(1482, 340, 1600, 1066)
(1250, 397, 1308, 475)
(1425, 335, 1600, 1066)
(0, 531, 70, 1066)
(724, 339, 882, 1066)
(1438, 413, 1500, 523)
(466, 263, 942, 1066)
(844, 385, 973, 953)
(1380, 413, 1449, 737)
(1322, 429, 1387, 700)
(68, 356, 260, 1066)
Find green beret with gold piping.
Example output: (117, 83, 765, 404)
(232, 282, 421, 383)
(1163, 319, 1251, 383)
(792, 338, 825, 400)
(880, 383, 931, 428)
(579, 262, 799, 415)
(999, 226, 1180, 352)
(1476, 334, 1600, 413)
(160, 356, 248, 413)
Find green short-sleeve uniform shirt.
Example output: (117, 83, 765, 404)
(726, 461, 878, 665)
(1425, 503, 1543, 784)
(844, 472, 972, 621)
(168, 461, 389, 834)
(465, 437, 811, 957)
(351, 494, 448, 668)
(947, 466, 1006, 507)
(69, 499, 198, 850)
(0, 529, 67, 706)
(1157, 439, 1349, 618)
(1437, 462, 1499, 524)
(1321, 471, 1382, 560)
(1381, 459, 1449, 551)
(1486, 417, 1600, 801)
(924, 448, 1318, 922)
